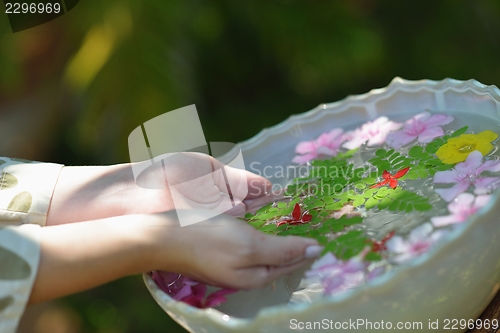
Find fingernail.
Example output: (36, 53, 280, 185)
(304, 245, 324, 259)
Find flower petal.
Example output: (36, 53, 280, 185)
(431, 214, 461, 227)
(174, 285, 194, 301)
(447, 192, 475, 214)
(433, 170, 459, 184)
(422, 114, 454, 127)
(477, 159, 500, 174)
(205, 289, 238, 307)
(434, 182, 470, 202)
(386, 130, 417, 149)
(473, 177, 500, 194)
(473, 195, 492, 210)
(292, 153, 316, 165)
(295, 141, 316, 154)
(385, 236, 407, 253)
(454, 151, 484, 174)
(476, 142, 495, 157)
(477, 130, 499, 142)
(417, 127, 444, 143)
(394, 167, 410, 179)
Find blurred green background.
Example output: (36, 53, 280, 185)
(2, 0, 500, 332)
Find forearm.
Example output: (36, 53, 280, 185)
(29, 214, 158, 304)
(46, 164, 135, 225)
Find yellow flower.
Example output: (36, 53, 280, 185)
(436, 130, 498, 164)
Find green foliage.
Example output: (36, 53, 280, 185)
(370, 148, 414, 173)
(323, 230, 370, 260)
(364, 187, 432, 212)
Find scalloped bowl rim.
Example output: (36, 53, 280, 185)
(143, 77, 500, 328)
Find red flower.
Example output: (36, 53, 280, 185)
(276, 203, 312, 226)
(370, 167, 410, 189)
(371, 231, 395, 252)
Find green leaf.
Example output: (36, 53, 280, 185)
(408, 146, 424, 158)
(388, 152, 401, 161)
(277, 202, 287, 209)
(258, 224, 280, 232)
(249, 220, 265, 228)
(255, 203, 272, 215)
(326, 202, 344, 210)
(414, 203, 432, 211)
(363, 177, 376, 185)
(375, 149, 386, 157)
(365, 197, 379, 209)
(364, 252, 383, 261)
(352, 196, 365, 207)
(451, 126, 468, 137)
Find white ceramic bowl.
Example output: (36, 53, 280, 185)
(144, 78, 500, 333)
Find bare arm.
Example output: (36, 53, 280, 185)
(31, 211, 320, 304)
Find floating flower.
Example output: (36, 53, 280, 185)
(342, 117, 401, 150)
(433, 150, 500, 202)
(386, 112, 454, 149)
(370, 167, 410, 189)
(330, 203, 359, 219)
(385, 223, 446, 263)
(292, 128, 345, 164)
(436, 130, 498, 164)
(371, 231, 395, 252)
(304, 252, 366, 296)
(276, 203, 312, 226)
(151, 271, 237, 308)
(431, 193, 491, 227)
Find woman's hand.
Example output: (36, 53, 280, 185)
(46, 153, 278, 225)
(31, 211, 321, 304)
(144, 211, 321, 290)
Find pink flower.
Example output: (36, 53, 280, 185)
(304, 252, 366, 296)
(386, 224, 446, 263)
(151, 271, 237, 308)
(292, 128, 345, 164)
(431, 193, 491, 227)
(433, 150, 500, 202)
(386, 112, 454, 149)
(342, 117, 401, 150)
(175, 282, 237, 308)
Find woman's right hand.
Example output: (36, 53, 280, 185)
(143, 210, 322, 290)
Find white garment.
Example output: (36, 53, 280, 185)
(0, 157, 63, 333)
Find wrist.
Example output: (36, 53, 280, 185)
(46, 164, 135, 225)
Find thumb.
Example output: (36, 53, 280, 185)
(250, 235, 322, 267)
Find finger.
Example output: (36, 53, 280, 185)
(225, 202, 247, 216)
(210, 157, 272, 199)
(232, 258, 316, 290)
(243, 191, 286, 214)
(246, 234, 320, 267)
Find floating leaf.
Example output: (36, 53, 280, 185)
(375, 149, 387, 157)
(7, 192, 32, 213)
(451, 126, 468, 137)
(364, 252, 383, 261)
(323, 230, 369, 260)
(408, 146, 424, 158)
